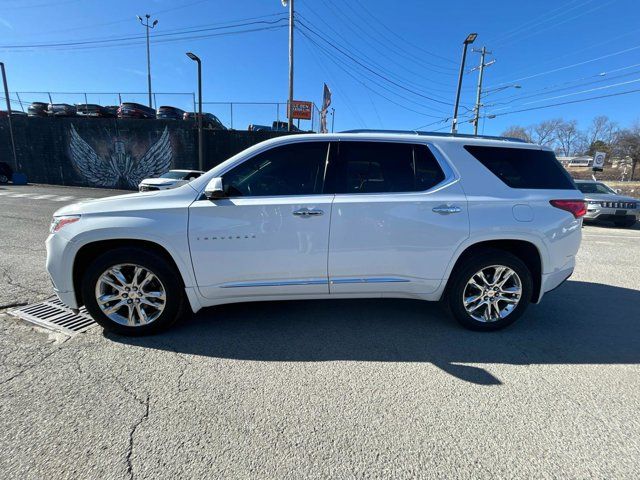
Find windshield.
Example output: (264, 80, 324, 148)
(160, 171, 188, 180)
(576, 182, 616, 195)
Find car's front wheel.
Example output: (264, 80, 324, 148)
(82, 247, 186, 336)
(447, 250, 533, 331)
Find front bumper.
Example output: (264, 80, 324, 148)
(45, 232, 80, 309)
(584, 205, 639, 221)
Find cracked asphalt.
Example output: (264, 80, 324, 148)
(1, 184, 640, 479)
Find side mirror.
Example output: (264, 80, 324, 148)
(615, 189, 621, 194)
(204, 177, 225, 199)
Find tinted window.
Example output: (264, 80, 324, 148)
(223, 142, 328, 197)
(576, 182, 615, 194)
(326, 142, 445, 194)
(464, 146, 576, 190)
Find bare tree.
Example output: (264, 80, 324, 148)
(531, 118, 562, 147)
(612, 126, 640, 181)
(587, 115, 619, 146)
(555, 120, 583, 156)
(502, 126, 531, 142)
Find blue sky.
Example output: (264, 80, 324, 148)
(0, 0, 638, 134)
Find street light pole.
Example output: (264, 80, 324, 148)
(282, 0, 294, 132)
(186, 52, 203, 171)
(451, 33, 477, 134)
(137, 14, 158, 109)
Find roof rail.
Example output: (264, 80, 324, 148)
(340, 129, 528, 143)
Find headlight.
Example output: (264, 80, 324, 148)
(587, 201, 601, 206)
(50, 215, 80, 233)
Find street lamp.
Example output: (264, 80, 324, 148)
(451, 32, 477, 134)
(483, 84, 521, 97)
(186, 52, 203, 172)
(137, 14, 158, 108)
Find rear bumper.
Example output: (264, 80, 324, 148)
(538, 256, 575, 302)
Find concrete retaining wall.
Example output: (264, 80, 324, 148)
(0, 117, 289, 189)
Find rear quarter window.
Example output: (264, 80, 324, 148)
(464, 145, 576, 190)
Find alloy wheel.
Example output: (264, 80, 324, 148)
(95, 263, 166, 327)
(462, 265, 522, 323)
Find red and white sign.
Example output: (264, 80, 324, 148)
(288, 100, 313, 120)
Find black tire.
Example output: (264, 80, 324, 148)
(0, 174, 8, 184)
(447, 249, 533, 331)
(614, 218, 636, 228)
(82, 247, 186, 336)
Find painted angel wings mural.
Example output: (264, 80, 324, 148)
(68, 124, 173, 189)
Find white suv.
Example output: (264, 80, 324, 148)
(46, 132, 585, 335)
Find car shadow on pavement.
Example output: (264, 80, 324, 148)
(108, 280, 640, 385)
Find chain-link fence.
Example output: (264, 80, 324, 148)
(203, 101, 322, 131)
(2, 91, 327, 132)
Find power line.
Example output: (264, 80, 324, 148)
(350, 0, 458, 66)
(319, 0, 457, 74)
(482, 88, 640, 118)
(297, 20, 454, 107)
(495, 0, 616, 48)
(299, 29, 447, 118)
(492, 77, 640, 112)
(298, 36, 368, 128)
(323, 0, 456, 76)
(17, 0, 217, 37)
(487, 66, 640, 107)
(0, 17, 288, 50)
(296, 12, 455, 99)
(486, 0, 587, 45)
(486, 43, 640, 89)
(496, 29, 640, 87)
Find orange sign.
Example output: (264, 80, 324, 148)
(288, 100, 313, 120)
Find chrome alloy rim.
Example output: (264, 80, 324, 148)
(462, 265, 522, 323)
(95, 264, 166, 327)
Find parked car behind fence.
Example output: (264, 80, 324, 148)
(117, 102, 155, 119)
(183, 111, 227, 130)
(27, 102, 49, 117)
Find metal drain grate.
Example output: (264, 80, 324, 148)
(7, 296, 96, 335)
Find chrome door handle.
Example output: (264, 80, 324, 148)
(293, 208, 324, 217)
(432, 205, 462, 215)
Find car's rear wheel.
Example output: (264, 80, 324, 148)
(82, 247, 185, 336)
(614, 217, 637, 228)
(0, 174, 8, 184)
(447, 250, 533, 331)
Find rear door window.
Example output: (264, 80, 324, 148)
(464, 145, 576, 190)
(325, 141, 445, 194)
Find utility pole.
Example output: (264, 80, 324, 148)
(471, 46, 495, 135)
(137, 14, 158, 108)
(0, 62, 18, 172)
(452, 33, 477, 134)
(282, 0, 294, 132)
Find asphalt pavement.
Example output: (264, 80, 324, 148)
(1, 183, 639, 479)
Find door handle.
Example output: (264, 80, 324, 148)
(432, 205, 462, 215)
(293, 208, 324, 217)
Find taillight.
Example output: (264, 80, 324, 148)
(550, 200, 587, 219)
